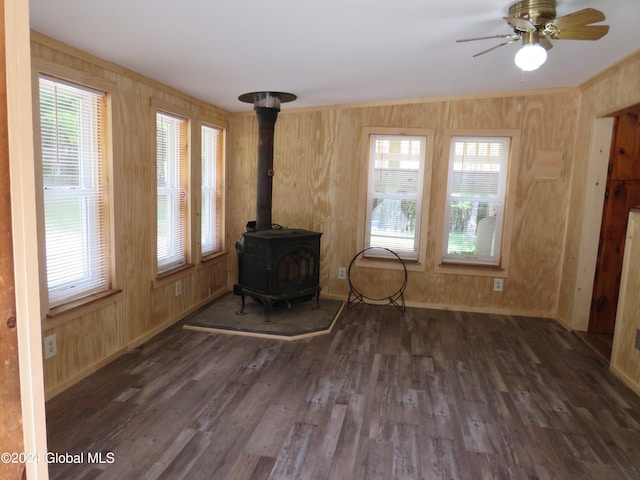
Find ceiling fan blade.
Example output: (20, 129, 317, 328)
(503, 16, 536, 32)
(457, 33, 519, 43)
(553, 25, 609, 41)
(472, 39, 518, 58)
(551, 8, 606, 30)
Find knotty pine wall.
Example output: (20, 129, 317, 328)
(31, 33, 231, 397)
(229, 91, 579, 316)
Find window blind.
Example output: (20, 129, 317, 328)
(157, 112, 187, 272)
(201, 124, 223, 257)
(365, 135, 426, 260)
(39, 76, 110, 307)
(442, 136, 510, 266)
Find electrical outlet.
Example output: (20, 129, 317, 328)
(338, 267, 347, 280)
(44, 334, 57, 359)
(493, 278, 504, 292)
(175, 280, 182, 296)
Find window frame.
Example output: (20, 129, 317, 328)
(435, 129, 520, 277)
(155, 110, 190, 276)
(357, 127, 434, 271)
(36, 74, 114, 309)
(199, 122, 226, 260)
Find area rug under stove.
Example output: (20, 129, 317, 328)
(183, 293, 344, 340)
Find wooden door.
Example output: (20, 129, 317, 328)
(589, 109, 640, 334)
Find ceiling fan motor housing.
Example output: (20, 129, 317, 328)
(508, 0, 556, 26)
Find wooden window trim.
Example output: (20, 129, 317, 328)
(434, 128, 521, 278)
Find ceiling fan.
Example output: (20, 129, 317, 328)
(457, 0, 609, 71)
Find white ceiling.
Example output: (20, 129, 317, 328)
(28, 0, 640, 113)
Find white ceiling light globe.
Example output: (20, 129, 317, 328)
(515, 44, 548, 71)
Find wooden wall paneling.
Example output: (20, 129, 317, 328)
(196, 257, 229, 300)
(424, 104, 451, 298)
(610, 210, 640, 395)
(241, 93, 580, 315)
(227, 114, 257, 235)
(315, 108, 340, 292)
(271, 111, 330, 242)
(533, 150, 565, 180)
(447, 97, 522, 130)
(326, 107, 364, 295)
(31, 34, 231, 396)
(557, 50, 640, 329)
(227, 90, 585, 316)
(115, 81, 155, 342)
(43, 299, 123, 392)
(276, 110, 337, 293)
(331, 102, 447, 301)
(505, 93, 578, 313)
(226, 113, 257, 286)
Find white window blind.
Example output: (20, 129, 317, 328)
(39, 76, 110, 307)
(157, 112, 187, 273)
(442, 136, 510, 266)
(201, 124, 223, 257)
(365, 134, 426, 260)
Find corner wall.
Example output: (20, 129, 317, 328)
(30, 33, 232, 397)
(557, 50, 640, 331)
(229, 90, 580, 317)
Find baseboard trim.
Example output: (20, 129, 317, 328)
(610, 364, 640, 397)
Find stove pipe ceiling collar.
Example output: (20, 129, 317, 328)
(238, 91, 297, 110)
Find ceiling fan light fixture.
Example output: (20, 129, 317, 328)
(514, 43, 548, 71)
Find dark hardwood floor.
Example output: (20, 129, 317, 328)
(45, 304, 640, 480)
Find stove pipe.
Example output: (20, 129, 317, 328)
(238, 91, 297, 231)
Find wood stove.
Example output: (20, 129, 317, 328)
(234, 228, 321, 318)
(234, 92, 322, 321)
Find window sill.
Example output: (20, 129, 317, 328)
(435, 262, 507, 278)
(355, 256, 425, 272)
(44, 288, 123, 330)
(201, 250, 228, 264)
(154, 263, 195, 288)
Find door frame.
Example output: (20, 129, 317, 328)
(5, 0, 49, 479)
(589, 108, 640, 333)
(569, 117, 614, 332)
(572, 104, 640, 333)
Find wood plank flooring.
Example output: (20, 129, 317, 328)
(573, 331, 614, 363)
(45, 305, 640, 480)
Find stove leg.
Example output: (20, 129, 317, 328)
(312, 291, 320, 310)
(235, 292, 248, 315)
(263, 299, 273, 324)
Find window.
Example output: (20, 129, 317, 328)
(38, 76, 110, 307)
(442, 136, 511, 266)
(201, 124, 224, 257)
(364, 133, 428, 261)
(156, 112, 188, 273)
